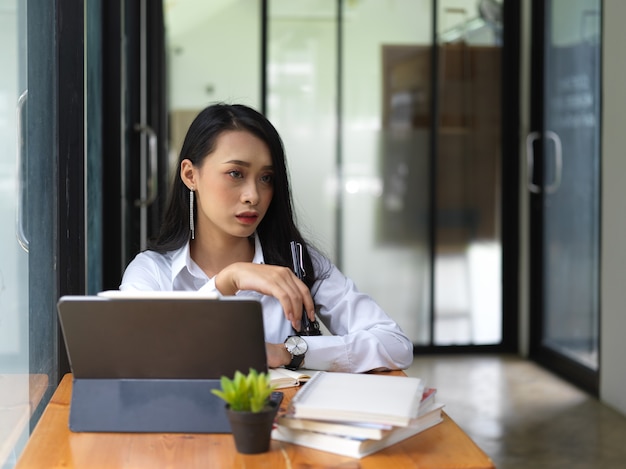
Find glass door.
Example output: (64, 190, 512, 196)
(1, 1, 63, 466)
(528, 0, 601, 393)
(101, 0, 168, 289)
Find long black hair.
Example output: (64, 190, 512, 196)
(149, 103, 317, 289)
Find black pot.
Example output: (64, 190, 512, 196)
(226, 402, 279, 454)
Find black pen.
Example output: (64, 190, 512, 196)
(290, 241, 321, 336)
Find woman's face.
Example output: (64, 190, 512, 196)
(182, 130, 274, 242)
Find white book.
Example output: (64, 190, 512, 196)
(272, 404, 445, 459)
(277, 387, 437, 440)
(269, 368, 318, 389)
(276, 415, 392, 440)
(287, 371, 423, 427)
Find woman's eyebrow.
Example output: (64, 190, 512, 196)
(223, 159, 250, 166)
(223, 159, 274, 171)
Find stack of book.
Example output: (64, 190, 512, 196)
(271, 371, 444, 459)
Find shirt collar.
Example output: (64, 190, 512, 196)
(171, 242, 194, 281)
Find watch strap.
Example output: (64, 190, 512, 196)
(285, 353, 304, 371)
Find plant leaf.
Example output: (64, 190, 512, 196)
(211, 368, 276, 412)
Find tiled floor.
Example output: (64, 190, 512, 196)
(405, 354, 626, 469)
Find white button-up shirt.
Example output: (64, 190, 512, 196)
(120, 235, 413, 372)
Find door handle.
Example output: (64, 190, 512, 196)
(16, 90, 29, 252)
(133, 123, 158, 207)
(525, 130, 563, 194)
(544, 130, 562, 194)
(525, 131, 541, 193)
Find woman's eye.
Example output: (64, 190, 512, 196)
(227, 170, 243, 179)
(261, 174, 274, 184)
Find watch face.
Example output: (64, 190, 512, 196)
(285, 335, 308, 356)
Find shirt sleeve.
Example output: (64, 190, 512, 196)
(302, 251, 414, 373)
(120, 249, 223, 296)
(119, 251, 167, 290)
(197, 277, 221, 295)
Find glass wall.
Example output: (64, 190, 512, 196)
(164, 0, 505, 347)
(0, 1, 31, 464)
(341, 0, 432, 343)
(266, 0, 337, 258)
(434, 0, 503, 345)
(0, 1, 59, 467)
(265, 0, 434, 342)
(164, 0, 262, 169)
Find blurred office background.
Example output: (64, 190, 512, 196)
(165, 0, 506, 348)
(2, 1, 625, 468)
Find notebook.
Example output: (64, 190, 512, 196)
(287, 371, 423, 427)
(57, 293, 268, 433)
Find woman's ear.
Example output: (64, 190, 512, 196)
(180, 159, 195, 190)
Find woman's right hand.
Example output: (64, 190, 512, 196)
(214, 262, 315, 331)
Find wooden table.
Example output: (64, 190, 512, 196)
(15, 373, 494, 468)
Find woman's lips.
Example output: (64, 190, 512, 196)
(236, 212, 259, 224)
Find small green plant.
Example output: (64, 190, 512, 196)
(211, 368, 276, 413)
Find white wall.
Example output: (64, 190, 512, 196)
(600, 0, 626, 415)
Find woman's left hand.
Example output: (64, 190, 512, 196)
(214, 262, 315, 330)
(266, 342, 291, 368)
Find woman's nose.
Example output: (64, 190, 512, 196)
(241, 181, 259, 205)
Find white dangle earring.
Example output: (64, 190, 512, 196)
(189, 189, 195, 240)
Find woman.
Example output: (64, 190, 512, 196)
(121, 103, 413, 373)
